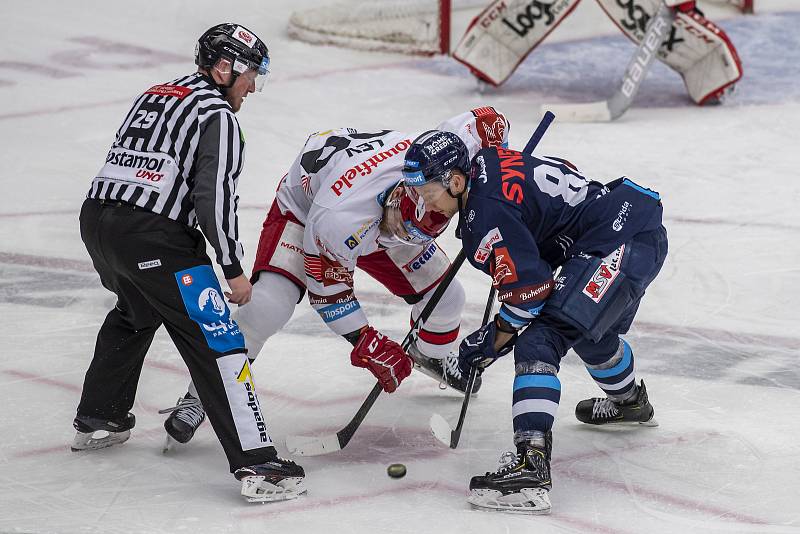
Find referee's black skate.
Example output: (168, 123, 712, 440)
(575, 380, 658, 426)
(160, 393, 205, 451)
(235, 454, 307, 503)
(467, 434, 552, 514)
(408, 343, 482, 394)
(71, 412, 135, 451)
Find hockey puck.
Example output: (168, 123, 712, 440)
(387, 463, 407, 478)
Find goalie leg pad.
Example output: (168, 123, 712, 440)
(595, 0, 743, 104)
(452, 0, 584, 86)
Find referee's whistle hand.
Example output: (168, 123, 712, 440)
(225, 274, 252, 305)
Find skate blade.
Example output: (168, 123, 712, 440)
(467, 488, 551, 515)
(70, 430, 131, 452)
(241, 476, 307, 503)
(606, 417, 659, 428)
(580, 416, 659, 428)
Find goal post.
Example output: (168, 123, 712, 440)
(286, 0, 753, 58)
(288, 0, 452, 55)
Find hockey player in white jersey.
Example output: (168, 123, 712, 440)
(162, 107, 510, 446)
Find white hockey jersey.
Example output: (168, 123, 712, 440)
(275, 107, 509, 335)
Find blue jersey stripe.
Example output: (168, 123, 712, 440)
(622, 178, 660, 200)
(499, 305, 533, 327)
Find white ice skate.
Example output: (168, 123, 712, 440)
(235, 458, 308, 503)
(71, 413, 135, 452)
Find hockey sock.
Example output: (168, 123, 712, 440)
(512, 361, 560, 437)
(583, 339, 637, 402)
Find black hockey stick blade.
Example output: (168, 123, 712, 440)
(430, 285, 496, 449)
(286, 250, 468, 456)
(523, 111, 555, 155)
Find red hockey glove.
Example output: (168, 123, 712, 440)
(350, 327, 412, 393)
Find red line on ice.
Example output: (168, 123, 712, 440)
(558, 468, 769, 526)
(554, 431, 770, 526)
(237, 479, 635, 533)
(2, 369, 83, 392)
(4, 249, 798, 353)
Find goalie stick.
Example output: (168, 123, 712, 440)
(285, 249, 467, 456)
(430, 112, 556, 449)
(543, 2, 674, 122)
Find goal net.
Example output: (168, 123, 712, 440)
(288, 0, 452, 55)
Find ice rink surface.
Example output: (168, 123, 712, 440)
(1, 1, 799, 532)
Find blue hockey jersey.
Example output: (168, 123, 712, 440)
(461, 146, 663, 329)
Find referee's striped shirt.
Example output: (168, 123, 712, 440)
(88, 73, 246, 278)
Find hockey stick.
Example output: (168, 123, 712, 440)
(429, 286, 495, 448)
(523, 110, 555, 155)
(542, 2, 675, 122)
(285, 249, 467, 456)
(429, 114, 555, 448)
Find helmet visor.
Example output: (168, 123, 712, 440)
(233, 55, 270, 92)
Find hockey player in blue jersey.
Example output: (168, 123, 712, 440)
(390, 130, 667, 514)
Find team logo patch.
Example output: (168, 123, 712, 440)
(175, 265, 244, 352)
(582, 245, 625, 303)
(476, 111, 506, 148)
(490, 246, 518, 287)
(312, 255, 353, 287)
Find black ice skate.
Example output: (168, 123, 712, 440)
(575, 380, 658, 426)
(468, 437, 553, 514)
(71, 412, 135, 451)
(235, 455, 307, 503)
(408, 343, 481, 394)
(160, 393, 206, 452)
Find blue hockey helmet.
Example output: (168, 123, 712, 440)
(394, 131, 470, 244)
(402, 130, 470, 188)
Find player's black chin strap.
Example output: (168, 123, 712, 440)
(446, 170, 468, 239)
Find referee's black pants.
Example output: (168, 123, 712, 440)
(77, 198, 275, 471)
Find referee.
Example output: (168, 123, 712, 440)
(73, 23, 306, 503)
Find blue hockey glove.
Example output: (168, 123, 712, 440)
(458, 320, 517, 376)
